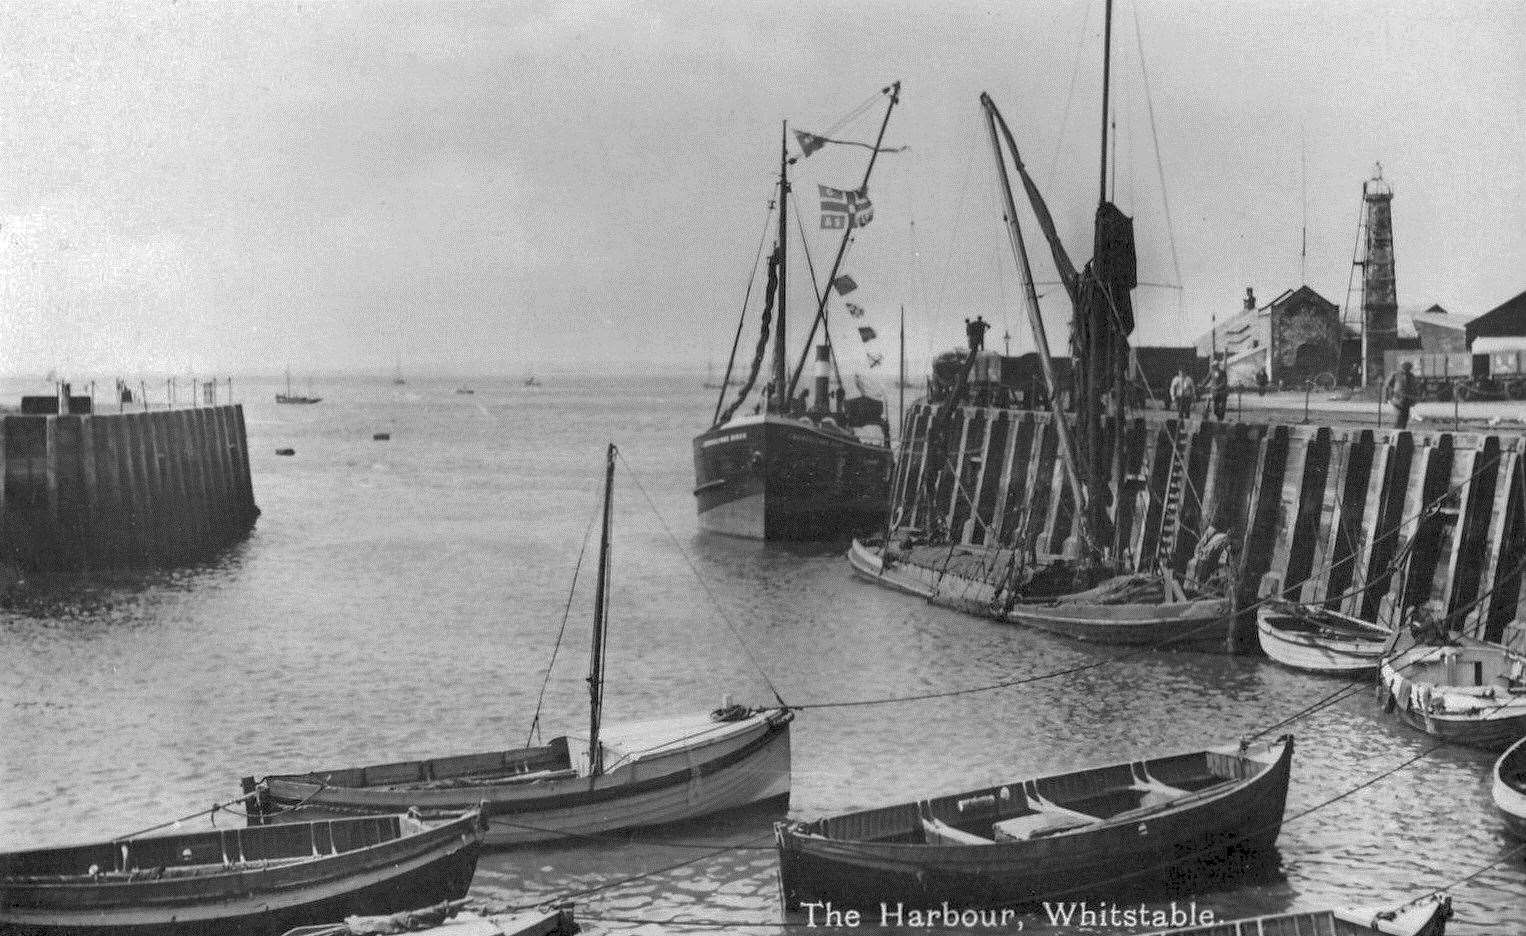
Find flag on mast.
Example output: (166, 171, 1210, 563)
(819, 185, 873, 229)
(831, 274, 858, 295)
(857, 326, 877, 342)
(795, 129, 907, 158)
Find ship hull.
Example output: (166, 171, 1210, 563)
(693, 415, 890, 541)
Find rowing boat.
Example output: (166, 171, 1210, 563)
(1002, 573, 1231, 649)
(1379, 631, 1526, 750)
(0, 810, 483, 936)
(1257, 599, 1393, 675)
(1492, 735, 1526, 839)
(1139, 895, 1451, 936)
(850, 539, 1231, 649)
(775, 736, 1293, 911)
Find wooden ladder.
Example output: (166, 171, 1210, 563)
(1154, 426, 1192, 573)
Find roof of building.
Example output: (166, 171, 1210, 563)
(1338, 303, 1472, 340)
(1464, 289, 1526, 342)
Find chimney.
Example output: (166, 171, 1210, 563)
(812, 345, 832, 413)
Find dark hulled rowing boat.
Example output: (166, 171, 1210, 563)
(0, 810, 482, 936)
(775, 736, 1293, 911)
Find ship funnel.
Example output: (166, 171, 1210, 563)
(813, 345, 832, 413)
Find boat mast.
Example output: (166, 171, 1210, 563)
(898, 304, 905, 442)
(771, 124, 790, 412)
(786, 82, 901, 400)
(980, 94, 1090, 529)
(586, 442, 615, 777)
(1099, 0, 1129, 566)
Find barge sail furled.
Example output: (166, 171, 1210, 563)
(693, 87, 901, 541)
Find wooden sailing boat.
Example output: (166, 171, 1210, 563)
(775, 736, 1293, 911)
(692, 87, 900, 541)
(0, 810, 484, 936)
(276, 369, 322, 405)
(243, 444, 792, 846)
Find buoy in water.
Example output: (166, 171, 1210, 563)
(275, 448, 296, 456)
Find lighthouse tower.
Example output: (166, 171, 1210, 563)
(1358, 166, 1397, 386)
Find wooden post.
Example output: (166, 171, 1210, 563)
(79, 415, 98, 569)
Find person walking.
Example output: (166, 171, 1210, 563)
(1170, 367, 1195, 422)
(1208, 363, 1229, 420)
(1385, 361, 1418, 429)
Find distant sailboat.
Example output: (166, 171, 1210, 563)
(276, 370, 322, 405)
(524, 374, 541, 388)
(703, 360, 743, 390)
(392, 357, 407, 386)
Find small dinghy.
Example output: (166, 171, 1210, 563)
(775, 736, 1292, 911)
(1002, 571, 1232, 649)
(851, 539, 1232, 650)
(1492, 735, 1526, 839)
(1138, 895, 1451, 936)
(1379, 630, 1526, 750)
(0, 810, 483, 936)
(280, 899, 577, 936)
(245, 445, 792, 846)
(1257, 595, 1393, 675)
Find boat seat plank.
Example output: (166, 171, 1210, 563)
(991, 804, 1097, 841)
(920, 817, 993, 846)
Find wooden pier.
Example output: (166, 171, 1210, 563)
(1, 405, 259, 575)
(892, 404, 1526, 646)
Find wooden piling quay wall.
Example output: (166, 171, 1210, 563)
(1, 405, 259, 574)
(892, 404, 1526, 643)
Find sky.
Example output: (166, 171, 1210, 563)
(1, 0, 1522, 380)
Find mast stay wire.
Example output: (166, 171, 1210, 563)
(1131, 1, 1185, 320)
(525, 488, 606, 747)
(611, 449, 787, 708)
(714, 197, 780, 423)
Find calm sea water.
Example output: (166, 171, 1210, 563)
(1, 373, 1521, 934)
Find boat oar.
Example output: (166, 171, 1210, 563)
(112, 789, 265, 842)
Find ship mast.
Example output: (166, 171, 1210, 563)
(586, 442, 615, 777)
(771, 124, 790, 411)
(1101, 0, 1128, 565)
